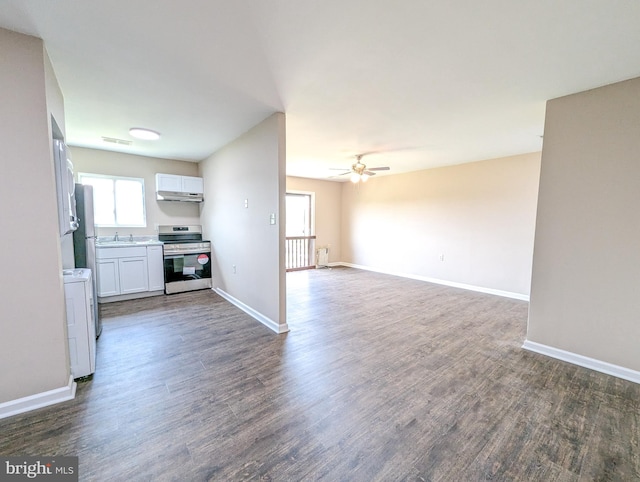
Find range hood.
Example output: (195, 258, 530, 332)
(156, 174, 204, 202)
(156, 190, 203, 202)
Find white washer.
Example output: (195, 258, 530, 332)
(63, 269, 96, 379)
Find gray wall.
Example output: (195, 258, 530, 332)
(0, 28, 70, 403)
(528, 77, 640, 372)
(199, 113, 287, 331)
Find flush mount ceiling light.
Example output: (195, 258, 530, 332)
(129, 127, 161, 140)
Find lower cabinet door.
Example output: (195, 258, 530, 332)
(118, 257, 149, 294)
(147, 245, 165, 291)
(97, 259, 120, 297)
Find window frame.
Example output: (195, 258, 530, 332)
(77, 172, 147, 228)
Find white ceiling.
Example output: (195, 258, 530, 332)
(2, 1, 640, 180)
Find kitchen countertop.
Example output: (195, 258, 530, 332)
(96, 237, 163, 247)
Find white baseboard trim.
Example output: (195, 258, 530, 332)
(213, 288, 289, 334)
(0, 376, 77, 420)
(522, 340, 640, 385)
(336, 263, 529, 301)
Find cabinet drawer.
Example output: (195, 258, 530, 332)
(97, 246, 147, 259)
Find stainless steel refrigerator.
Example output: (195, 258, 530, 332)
(73, 184, 102, 338)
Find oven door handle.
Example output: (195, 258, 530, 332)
(164, 254, 185, 259)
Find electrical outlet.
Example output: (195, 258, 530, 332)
(233, 264, 237, 274)
(439, 253, 445, 261)
(244, 199, 248, 208)
(270, 213, 276, 225)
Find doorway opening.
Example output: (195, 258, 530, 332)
(285, 192, 316, 271)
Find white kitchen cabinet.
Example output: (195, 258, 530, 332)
(97, 257, 147, 296)
(155, 173, 204, 194)
(147, 245, 165, 292)
(97, 259, 119, 297)
(96, 244, 163, 301)
(118, 257, 148, 294)
(181, 176, 204, 194)
(156, 173, 182, 192)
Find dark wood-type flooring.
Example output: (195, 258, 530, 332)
(1, 267, 639, 481)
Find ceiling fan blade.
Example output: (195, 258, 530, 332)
(363, 170, 377, 176)
(367, 166, 390, 171)
(329, 167, 350, 170)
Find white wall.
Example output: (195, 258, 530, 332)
(528, 77, 640, 372)
(286, 176, 342, 263)
(0, 29, 70, 403)
(199, 113, 287, 332)
(340, 153, 541, 297)
(70, 147, 201, 237)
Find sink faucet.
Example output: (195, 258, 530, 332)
(114, 232, 119, 241)
(129, 234, 134, 242)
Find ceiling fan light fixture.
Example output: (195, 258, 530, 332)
(337, 152, 390, 183)
(129, 127, 161, 140)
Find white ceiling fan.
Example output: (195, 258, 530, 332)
(331, 153, 390, 183)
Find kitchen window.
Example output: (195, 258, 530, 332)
(78, 173, 146, 227)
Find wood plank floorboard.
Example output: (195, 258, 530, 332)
(1, 266, 639, 481)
